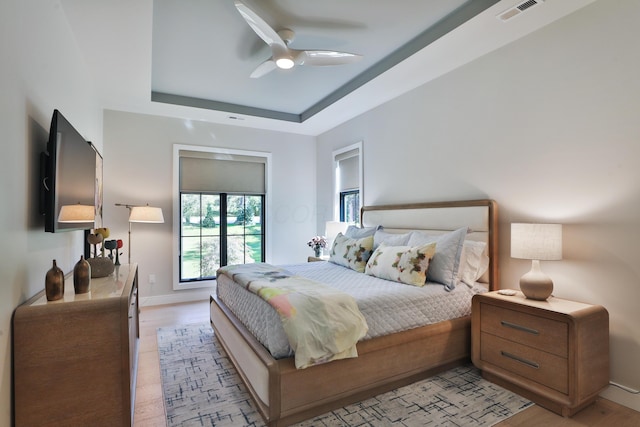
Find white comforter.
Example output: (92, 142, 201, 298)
(217, 263, 368, 369)
(216, 261, 486, 359)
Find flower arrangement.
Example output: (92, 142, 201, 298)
(307, 235, 327, 257)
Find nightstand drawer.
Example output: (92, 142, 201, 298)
(481, 332, 568, 394)
(481, 304, 568, 358)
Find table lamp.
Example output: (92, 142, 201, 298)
(511, 223, 562, 300)
(325, 221, 349, 253)
(57, 204, 95, 223)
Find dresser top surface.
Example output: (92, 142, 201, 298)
(30, 263, 137, 306)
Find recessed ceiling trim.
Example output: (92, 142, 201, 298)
(301, 0, 501, 122)
(151, 91, 302, 123)
(153, 0, 500, 124)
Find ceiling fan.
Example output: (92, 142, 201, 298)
(234, 0, 363, 78)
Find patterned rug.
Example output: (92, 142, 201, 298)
(158, 323, 533, 426)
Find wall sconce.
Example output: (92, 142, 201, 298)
(511, 223, 562, 300)
(57, 204, 95, 223)
(115, 203, 164, 264)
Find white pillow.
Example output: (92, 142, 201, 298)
(457, 240, 490, 287)
(365, 242, 437, 287)
(344, 225, 380, 239)
(407, 227, 467, 290)
(373, 230, 411, 250)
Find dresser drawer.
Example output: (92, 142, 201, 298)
(480, 332, 568, 394)
(481, 303, 568, 358)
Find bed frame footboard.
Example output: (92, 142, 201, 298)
(211, 293, 471, 427)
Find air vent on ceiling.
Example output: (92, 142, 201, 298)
(497, 0, 545, 22)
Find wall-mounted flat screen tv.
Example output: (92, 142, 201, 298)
(40, 109, 102, 232)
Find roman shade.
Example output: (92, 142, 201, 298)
(179, 150, 266, 194)
(335, 148, 359, 192)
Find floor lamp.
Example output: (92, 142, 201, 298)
(115, 203, 164, 264)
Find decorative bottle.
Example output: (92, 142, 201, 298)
(73, 255, 91, 294)
(45, 260, 65, 301)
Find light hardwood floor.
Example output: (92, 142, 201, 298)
(133, 300, 640, 427)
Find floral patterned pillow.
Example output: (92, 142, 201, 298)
(329, 233, 374, 273)
(365, 242, 437, 287)
(407, 227, 468, 290)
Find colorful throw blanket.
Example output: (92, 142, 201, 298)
(217, 263, 368, 369)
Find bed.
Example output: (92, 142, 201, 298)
(209, 199, 499, 426)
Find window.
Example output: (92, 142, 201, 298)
(340, 190, 359, 223)
(179, 193, 264, 282)
(173, 145, 271, 289)
(333, 142, 363, 225)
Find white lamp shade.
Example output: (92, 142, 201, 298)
(129, 206, 164, 223)
(58, 204, 95, 223)
(325, 221, 349, 239)
(511, 223, 562, 260)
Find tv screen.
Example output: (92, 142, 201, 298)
(41, 110, 101, 232)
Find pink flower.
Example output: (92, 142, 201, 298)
(307, 235, 327, 249)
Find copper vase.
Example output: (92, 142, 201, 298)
(45, 260, 65, 301)
(73, 255, 91, 294)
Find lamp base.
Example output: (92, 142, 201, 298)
(519, 259, 553, 301)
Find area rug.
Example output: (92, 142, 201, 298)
(158, 323, 533, 426)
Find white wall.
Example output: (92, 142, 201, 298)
(317, 0, 640, 411)
(0, 0, 103, 425)
(102, 110, 317, 306)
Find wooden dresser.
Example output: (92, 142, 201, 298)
(13, 263, 139, 426)
(471, 291, 609, 417)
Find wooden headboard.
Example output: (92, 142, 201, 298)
(361, 199, 499, 290)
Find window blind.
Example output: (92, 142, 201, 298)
(179, 150, 266, 194)
(336, 149, 359, 192)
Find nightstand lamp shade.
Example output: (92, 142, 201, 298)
(325, 221, 349, 252)
(511, 223, 562, 300)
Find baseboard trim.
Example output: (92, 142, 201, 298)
(140, 288, 213, 307)
(600, 384, 640, 413)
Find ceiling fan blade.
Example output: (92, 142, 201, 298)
(250, 59, 277, 78)
(295, 50, 363, 66)
(234, 0, 287, 51)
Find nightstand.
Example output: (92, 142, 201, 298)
(471, 291, 609, 417)
(307, 256, 328, 262)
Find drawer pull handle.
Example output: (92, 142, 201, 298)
(501, 351, 540, 369)
(500, 320, 539, 335)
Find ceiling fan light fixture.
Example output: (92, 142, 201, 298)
(234, 0, 362, 78)
(275, 57, 294, 69)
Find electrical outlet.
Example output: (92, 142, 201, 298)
(149, 274, 156, 285)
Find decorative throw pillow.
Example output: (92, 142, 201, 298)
(407, 227, 468, 290)
(365, 242, 437, 287)
(344, 225, 380, 239)
(329, 233, 374, 273)
(373, 229, 411, 250)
